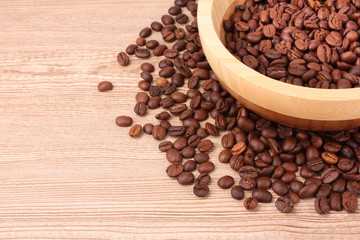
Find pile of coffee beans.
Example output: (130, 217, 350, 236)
(223, 0, 360, 88)
(99, 0, 360, 214)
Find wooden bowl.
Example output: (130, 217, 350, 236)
(198, 0, 360, 131)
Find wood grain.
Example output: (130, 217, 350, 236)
(0, 0, 359, 239)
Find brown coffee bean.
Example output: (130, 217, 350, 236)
(242, 196, 258, 211)
(126, 44, 138, 55)
(143, 123, 154, 135)
(135, 48, 151, 58)
(98, 81, 113, 92)
(231, 186, 245, 200)
(231, 142, 247, 155)
(152, 125, 166, 140)
(272, 180, 289, 196)
(166, 163, 184, 177)
(115, 115, 133, 127)
(321, 168, 340, 184)
(198, 162, 215, 173)
(159, 141, 173, 152)
(252, 188, 272, 203)
(117, 52, 130, 66)
(342, 191, 358, 213)
(299, 182, 319, 199)
(177, 172, 194, 185)
(218, 176, 235, 189)
(276, 196, 294, 213)
(330, 192, 342, 211)
(167, 148, 182, 163)
(129, 124, 142, 138)
(151, 21, 163, 31)
(239, 166, 258, 179)
(193, 183, 209, 197)
(314, 197, 330, 214)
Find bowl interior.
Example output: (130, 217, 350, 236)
(198, 0, 360, 131)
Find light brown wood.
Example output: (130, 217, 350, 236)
(198, 0, 360, 131)
(1, 0, 360, 239)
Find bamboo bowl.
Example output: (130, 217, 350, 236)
(198, 0, 360, 131)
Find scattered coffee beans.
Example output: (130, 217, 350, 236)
(106, 0, 360, 214)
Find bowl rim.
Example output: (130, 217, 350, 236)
(198, 0, 360, 108)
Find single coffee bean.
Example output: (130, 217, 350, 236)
(197, 139, 214, 153)
(347, 181, 360, 196)
(126, 44, 138, 55)
(239, 177, 256, 190)
(117, 52, 130, 66)
(314, 197, 330, 214)
(252, 188, 272, 203)
(193, 183, 209, 197)
(194, 153, 209, 164)
(168, 5, 182, 16)
(239, 166, 258, 179)
(166, 163, 184, 177)
(196, 173, 211, 185)
(152, 125, 166, 140)
(342, 191, 358, 213)
(143, 123, 154, 135)
(166, 148, 182, 163)
(332, 178, 347, 193)
(272, 180, 289, 196)
(151, 21, 163, 31)
(321, 168, 340, 184)
(275, 196, 294, 213)
(198, 162, 215, 173)
(159, 141, 173, 152)
(231, 141, 247, 155)
(153, 45, 168, 56)
(177, 172, 194, 185)
(129, 124, 142, 138)
(176, 13, 189, 24)
(231, 186, 245, 200)
(135, 48, 151, 58)
(330, 192, 342, 211)
(98, 81, 113, 92)
(115, 115, 133, 127)
(218, 175, 235, 189)
(298, 182, 319, 199)
(134, 102, 147, 116)
(244, 197, 258, 210)
(183, 160, 196, 172)
(316, 184, 332, 198)
(256, 176, 272, 189)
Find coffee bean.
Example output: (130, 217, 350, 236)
(143, 123, 154, 135)
(316, 184, 332, 198)
(218, 175, 235, 189)
(193, 183, 209, 197)
(166, 163, 184, 177)
(342, 191, 358, 213)
(159, 141, 173, 152)
(231, 142, 247, 155)
(151, 21, 163, 31)
(256, 176, 272, 189)
(134, 102, 147, 116)
(231, 186, 245, 200)
(239, 166, 258, 179)
(314, 197, 330, 214)
(126, 44, 138, 55)
(239, 177, 256, 190)
(198, 162, 215, 173)
(299, 182, 319, 199)
(98, 81, 113, 92)
(244, 197, 258, 210)
(332, 178, 347, 193)
(330, 192, 342, 211)
(197, 139, 214, 153)
(153, 45, 168, 56)
(183, 160, 196, 172)
(272, 180, 289, 196)
(161, 15, 175, 25)
(115, 115, 133, 127)
(252, 188, 272, 203)
(129, 124, 142, 138)
(275, 196, 294, 213)
(168, 6, 181, 16)
(321, 168, 340, 184)
(177, 172, 194, 185)
(196, 173, 211, 185)
(135, 48, 150, 58)
(176, 13, 189, 24)
(152, 125, 166, 140)
(139, 27, 152, 38)
(159, 67, 175, 78)
(117, 52, 130, 66)
(163, 49, 179, 59)
(166, 148, 182, 163)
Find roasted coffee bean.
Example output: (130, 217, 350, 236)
(332, 178, 347, 193)
(126, 44, 138, 55)
(244, 197, 258, 210)
(141, 62, 155, 73)
(135, 48, 151, 58)
(321, 168, 340, 184)
(196, 173, 211, 185)
(117, 52, 130, 66)
(134, 102, 147, 116)
(98, 81, 113, 92)
(330, 192, 343, 211)
(166, 163, 184, 177)
(129, 124, 142, 138)
(168, 6, 182, 16)
(198, 162, 215, 173)
(272, 180, 289, 196)
(290, 180, 304, 194)
(239, 166, 258, 179)
(252, 188, 272, 203)
(239, 177, 256, 190)
(275, 196, 294, 213)
(193, 183, 209, 197)
(176, 13, 189, 24)
(347, 181, 360, 196)
(314, 197, 330, 214)
(151, 21, 163, 31)
(299, 182, 319, 199)
(115, 115, 133, 127)
(256, 176, 272, 189)
(231, 142, 247, 155)
(218, 175, 235, 189)
(184, 160, 196, 172)
(152, 125, 166, 140)
(342, 191, 358, 213)
(166, 148, 182, 163)
(316, 184, 332, 198)
(177, 172, 194, 185)
(159, 141, 173, 152)
(143, 123, 154, 135)
(231, 186, 245, 200)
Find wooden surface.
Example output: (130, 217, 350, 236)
(0, 0, 360, 239)
(198, 0, 360, 131)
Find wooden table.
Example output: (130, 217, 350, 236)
(0, 1, 359, 239)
